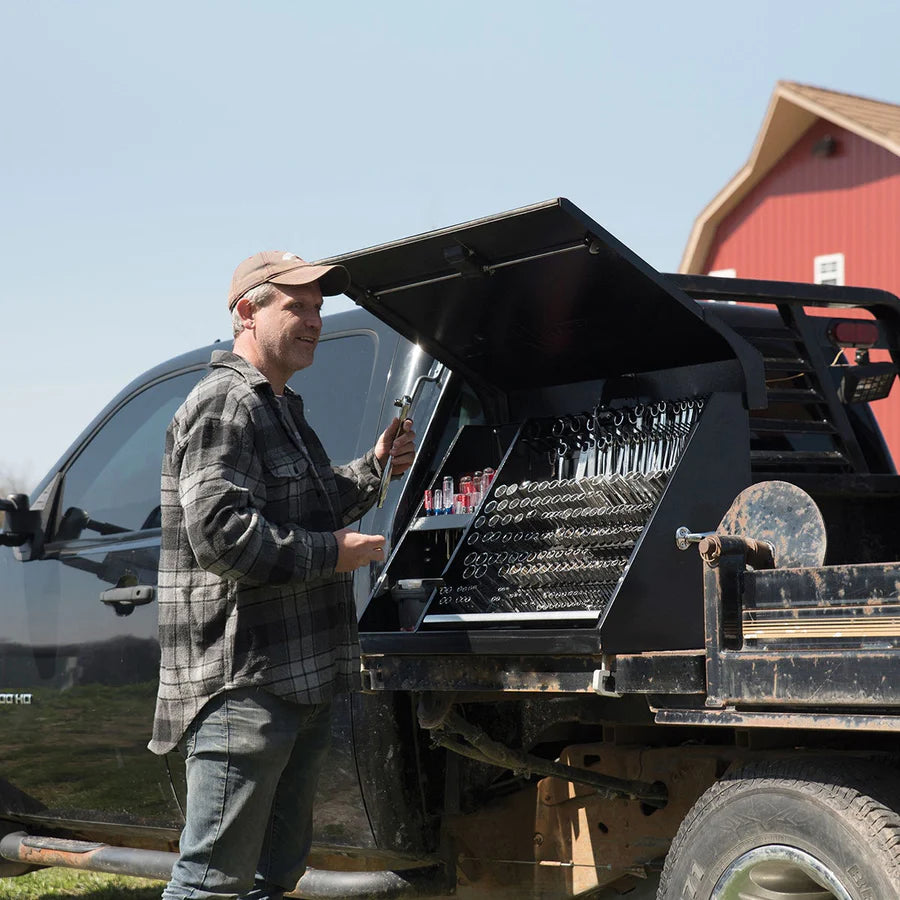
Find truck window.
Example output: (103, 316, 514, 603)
(287, 331, 377, 465)
(58, 369, 206, 536)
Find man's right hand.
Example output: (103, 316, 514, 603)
(334, 528, 386, 573)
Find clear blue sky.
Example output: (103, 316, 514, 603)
(2, 0, 898, 486)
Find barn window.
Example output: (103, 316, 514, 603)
(814, 253, 845, 286)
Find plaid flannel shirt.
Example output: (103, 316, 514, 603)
(149, 350, 382, 754)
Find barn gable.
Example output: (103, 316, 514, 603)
(680, 81, 900, 276)
(679, 81, 900, 466)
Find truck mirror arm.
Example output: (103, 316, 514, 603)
(56, 507, 131, 542)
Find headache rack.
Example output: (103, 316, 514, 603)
(669, 273, 900, 478)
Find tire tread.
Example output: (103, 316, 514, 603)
(657, 757, 900, 899)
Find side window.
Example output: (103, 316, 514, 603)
(814, 253, 845, 286)
(288, 331, 377, 465)
(56, 369, 206, 537)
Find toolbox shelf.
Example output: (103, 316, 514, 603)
(407, 514, 475, 532)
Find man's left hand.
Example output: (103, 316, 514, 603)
(376, 418, 416, 476)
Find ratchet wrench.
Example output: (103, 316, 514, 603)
(376, 394, 413, 508)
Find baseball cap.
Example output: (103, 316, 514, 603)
(228, 251, 351, 310)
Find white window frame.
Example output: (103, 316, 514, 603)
(814, 253, 845, 286)
(708, 268, 737, 278)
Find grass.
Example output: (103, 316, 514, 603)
(0, 868, 164, 898)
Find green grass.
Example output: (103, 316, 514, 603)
(0, 868, 164, 898)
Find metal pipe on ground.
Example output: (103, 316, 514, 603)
(0, 832, 178, 881)
(0, 832, 449, 898)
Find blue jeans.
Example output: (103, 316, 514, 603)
(162, 687, 333, 900)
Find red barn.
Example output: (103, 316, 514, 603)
(679, 80, 900, 464)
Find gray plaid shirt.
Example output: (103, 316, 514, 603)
(149, 350, 382, 754)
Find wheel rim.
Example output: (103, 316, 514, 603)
(711, 844, 854, 899)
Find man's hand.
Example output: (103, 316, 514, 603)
(375, 417, 416, 477)
(334, 528, 386, 573)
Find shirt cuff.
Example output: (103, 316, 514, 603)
(367, 447, 384, 479)
(299, 529, 340, 579)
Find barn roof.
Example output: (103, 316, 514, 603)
(679, 81, 900, 274)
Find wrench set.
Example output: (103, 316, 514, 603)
(529, 398, 705, 481)
(432, 399, 704, 617)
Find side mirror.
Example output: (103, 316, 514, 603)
(0, 494, 40, 549)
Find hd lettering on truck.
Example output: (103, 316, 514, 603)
(2, 198, 900, 899)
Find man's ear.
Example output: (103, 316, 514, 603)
(234, 297, 254, 330)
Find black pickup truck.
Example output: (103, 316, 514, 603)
(2, 198, 900, 900)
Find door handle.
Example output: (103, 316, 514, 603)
(99, 585, 156, 607)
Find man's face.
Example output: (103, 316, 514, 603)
(252, 282, 324, 380)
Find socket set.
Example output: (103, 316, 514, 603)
(425, 399, 704, 622)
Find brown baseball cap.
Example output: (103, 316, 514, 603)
(228, 251, 351, 310)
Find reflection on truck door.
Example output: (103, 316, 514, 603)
(2, 370, 204, 832)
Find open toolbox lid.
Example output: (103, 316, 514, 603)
(323, 198, 749, 392)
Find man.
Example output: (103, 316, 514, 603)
(149, 251, 415, 900)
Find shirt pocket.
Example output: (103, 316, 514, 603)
(261, 449, 310, 517)
(262, 451, 309, 480)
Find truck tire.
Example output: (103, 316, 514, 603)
(657, 758, 900, 899)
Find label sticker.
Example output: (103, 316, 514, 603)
(0, 694, 32, 705)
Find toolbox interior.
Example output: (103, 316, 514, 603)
(337, 199, 899, 656)
(360, 386, 750, 653)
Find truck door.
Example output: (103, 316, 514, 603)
(0, 367, 205, 837)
